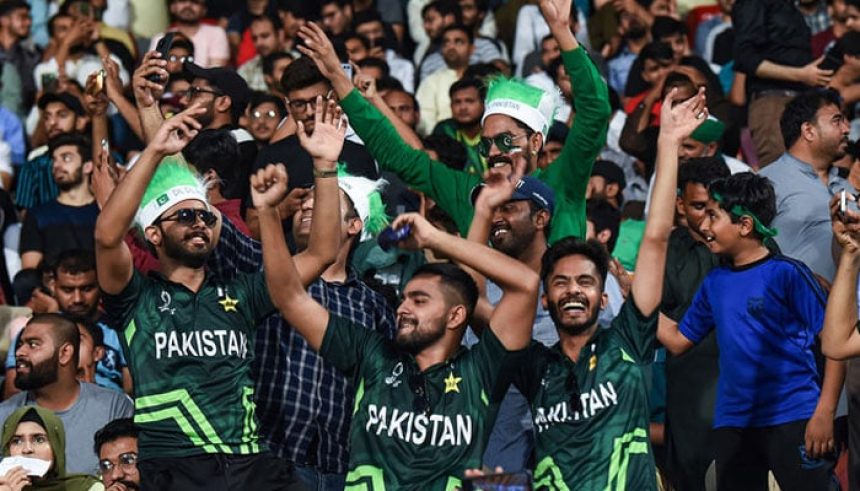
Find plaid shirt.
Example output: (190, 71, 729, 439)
(209, 218, 397, 473)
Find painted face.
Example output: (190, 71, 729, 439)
(8, 421, 53, 463)
(481, 114, 535, 171)
(395, 275, 451, 354)
(543, 255, 606, 335)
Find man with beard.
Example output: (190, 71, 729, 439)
(416, 24, 474, 135)
(760, 88, 852, 282)
(607, 6, 650, 96)
(297, 0, 610, 243)
(432, 78, 486, 175)
(19, 133, 98, 270)
(94, 103, 340, 489)
(239, 16, 285, 92)
(0, 0, 39, 116)
(500, 86, 707, 489)
(0, 313, 133, 475)
(259, 156, 539, 487)
(4, 250, 131, 399)
(149, 0, 229, 68)
(94, 418, 140, 491)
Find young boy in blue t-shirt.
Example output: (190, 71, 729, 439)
(658, 172, 845, 490)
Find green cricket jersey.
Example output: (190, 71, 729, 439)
(103, 269, 275, 459)
(320, 314, 518, 490)
(514, 298, 658, 490)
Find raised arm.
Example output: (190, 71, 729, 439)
(821, 199, 860, 360)
(390, 212, 539, 350)
(636, 88, 707, 315)
(254, 163, 334, 352)
(94, 107, 203, 294)
(131, 51, 169, 142)
(355, 73, 423, 150)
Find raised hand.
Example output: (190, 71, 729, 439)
(388, 212, 443, 251)
(658, 86, 707, 144)
(475, 158, 527, 212)
(0, 466, 31, 491)
(830, 192, 860, 254)
(102, 55, 125, 100)
(798, 56, 834, 87)
(250, 163, 289, 211)
(149, 105, 205, 155)
(83, 70, 109, 117)
(297, 98, 347, 163)
(92, 142, 120, 208)
(297, 22, 347, 84)
(354, 73, 377, 99)
(132, 51, 168, 108)
(539, 0, 573, 31)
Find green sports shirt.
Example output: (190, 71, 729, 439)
(320, 314, 518, 490)
(103, 269, 275, 459)
(514, 298, 658, 490)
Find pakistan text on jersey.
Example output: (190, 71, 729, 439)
(365, 404, 474, 447)
(533, 381, 619, 432)
(154, 329, 250, 360)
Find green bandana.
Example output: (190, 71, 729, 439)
(711, 191, 778, 238)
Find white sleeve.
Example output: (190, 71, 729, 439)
(407, 0, 430, 44)
(101, 0, 131, 30)
(512, 6, 537, 78)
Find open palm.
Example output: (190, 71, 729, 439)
(659, 87, 707, 143)
(297, 98, 347, 162)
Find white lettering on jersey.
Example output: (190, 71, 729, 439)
(154, 330, 249, 360)
(533, 381, 619, 432)
(365, 404, 473, 447)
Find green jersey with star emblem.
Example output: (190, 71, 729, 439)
(103, 270, 275, 459)
(320, 314, 517, 490)
(514, 297, 658, 490)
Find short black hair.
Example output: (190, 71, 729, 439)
(422, 0, 462, 24)
(356, 57, 390, 78)
(780, 88, 843, 149)
(47, 13, 71, 38)
(182, 129, 242, 199)
(463, 62, 503, 81)
(249, 91, 287, 118)
(677, 156, 730, 192)
(410, 263, 479, 318)
(449, 77, 486, 99)
(846, 0, 860, 8)
(93, 418, 139, 457)
(586, 199, 622, 252)
(422, 134, 467, 170)
(651, 16, 686, 40)
(79, 320, 104, 348)
(708, 172, 777, 240)
(25, 313, 80, 367)
(0, 0, 30, 16)
(344, 32, 371, 50)
(377, 76, 406, 93)
(250, 14, 282, 31)
(280, 56, 330, 96)
(540, 237, 610, 292)
(441, 23, 474, 44)
(262, 51, 293, 76)
(52, 249, 96, 277)
(170, 37, 195, 55)
(49, 133, 92, 163)
(639, 41, 674, 63)
(353, 9, 384, 29)
(320, 0, 351, 9)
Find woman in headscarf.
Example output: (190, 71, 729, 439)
(0, 406, 102, 491)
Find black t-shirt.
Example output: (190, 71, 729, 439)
(253, 136, 379, 192)
(19, 200, 99, 265)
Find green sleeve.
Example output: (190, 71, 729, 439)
(320, 314, 386, 376)
(611, 294, 658, 364)
(340, 90, 481, 236)
(537, 47, 612, 244)
(101, 270, 146, 332)
(471, 325, 527, 402)
(234, 272, 276, 324)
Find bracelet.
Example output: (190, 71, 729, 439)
(313, 167, 338, 178)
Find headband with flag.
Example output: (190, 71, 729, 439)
(711, 191, 778, 239)
(336, 165, 390, 242)
(481, 77, 561, 139)
(135, 155, 209, 228)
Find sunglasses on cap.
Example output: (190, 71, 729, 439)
(155, 208, 217, 227)
(477, 132, 528, 157)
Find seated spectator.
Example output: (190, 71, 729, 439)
(225, 0, 279, 61)
(60, 0, 136, 64)
(382, 88, 419, 130)
(623, 42, 677, 110)
(420, 7, 506, 80)
(342, 32, 371, 63)
(17, 92, 88, 210)
(93, 418, 139, 491)
(694, 0, 734, 66)
(354, 11, 415, 92)
(416, 24, 474, 135)
(587, 159, 626, 210)
(0, 406, 101, 491)
(261, 52, 294, 98)
(355, 57, 390, 82)
(320, 0, 354, 37)
(163, 34, 195, 76)
(0, 1, 40, 116)
(245, 92, 287, 147)
(0, 314, 133, 475)
(19, 133, 98, 270)
(238, 15, 285, 92)
(0, 104, 24, 188)
(76, 321, 102, 385)
(431, 78, 486, 175)
(413, 0, 460, 65)
(149, 0, 229, 68)
(606, 6, 651, 96)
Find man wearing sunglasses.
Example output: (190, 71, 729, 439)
(94, 103, 342, 490)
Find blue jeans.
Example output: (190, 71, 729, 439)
(294, 464, 346, 491)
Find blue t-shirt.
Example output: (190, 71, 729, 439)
(679, 255, 825, 428)
(6, 319, 127, 393)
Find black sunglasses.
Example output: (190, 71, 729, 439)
(408, 371, 431, 416)
(156, 208, 217, 227)
(477, 132, 528, 157)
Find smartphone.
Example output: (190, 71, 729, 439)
(342, 63, 354, 81)
(819, 45, 844, 71)
(462, 472, 532, 491)
(41, 73, 59, 93)
(148, 32, 175, 83)
(87, 69, 105, 96)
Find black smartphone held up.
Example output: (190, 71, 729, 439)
(463, 472, 532, 491)
(41, 72, 59, 93)
(819, 44, 844, 72)
(148, 32, 175, 83)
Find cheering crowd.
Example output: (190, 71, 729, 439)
(0, 0, 855, 489)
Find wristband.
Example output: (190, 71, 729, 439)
(313, 168, 338, 178)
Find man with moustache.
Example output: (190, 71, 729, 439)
(94, 105, 339, 489)
(0, 313, 133, 475)
(297, 0, 610, 244)
(149, 0, 229, 68)
(94, 418, 140, 491)
(432, 78, 487, 175)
